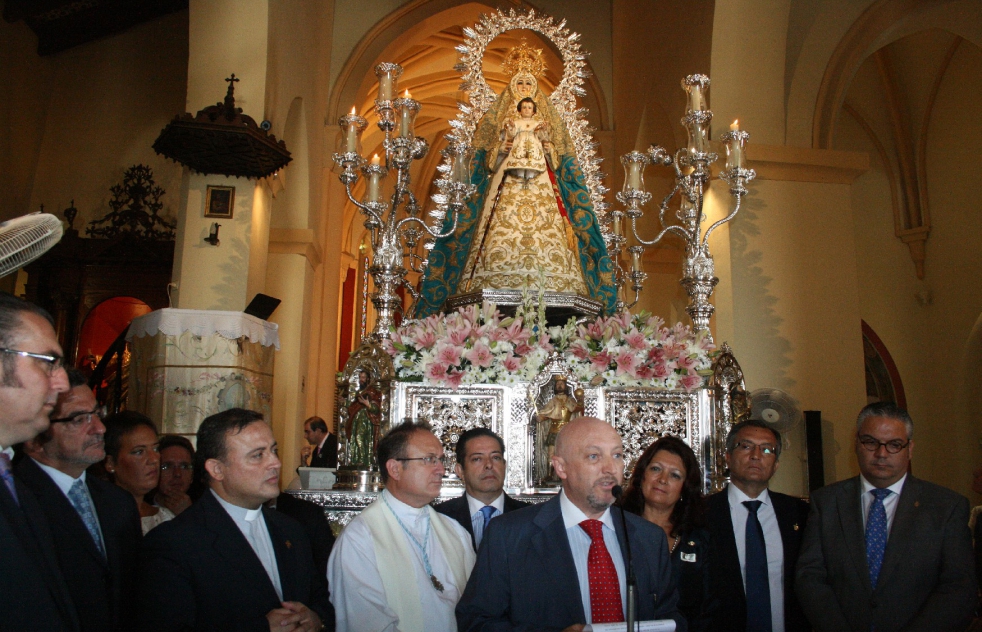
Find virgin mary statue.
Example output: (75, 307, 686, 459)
(417, 42, 616, 318)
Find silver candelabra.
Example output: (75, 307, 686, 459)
(608, 74, 756, 340)
(332, 63, 476, 342)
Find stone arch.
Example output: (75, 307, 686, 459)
(329, 1, 611, 258)
(810, 0, 981, 149)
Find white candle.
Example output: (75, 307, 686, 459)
(371, 153, 381, 167)
(453, 152, 469, 183)
(631, 249, 642, 273)
(378, 73, 394, 101)
(345, 107, 359, 153)
(398, 91, 413, 139)
(688, 84, 703, 112)
(727, 121, 744, 170)
(626, 161, 642, 190)
(367, 173, 382, 203)
(612, 214, 622, 236)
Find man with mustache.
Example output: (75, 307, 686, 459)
(456, 416, 683, 631)
(796, 403, 976, 631)
(706, 419, 810, 632)
(18, 368, 142, 632)
(435, 427, 529, 551)
(329, 421, 475, 632)
(139, 408, 332, 631)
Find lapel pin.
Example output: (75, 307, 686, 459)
(285, 540, 292, 549)
(793, 524, 799, 531)
(914, 501, 919, 508)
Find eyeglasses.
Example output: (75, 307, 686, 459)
(733, 440, 777, 456)
(857, 436, 910, 454)
(50, 407, 105, 426)
(160, 462, 194, 472)
(396, 455, 443, 466)
(0, 348, 64, 375)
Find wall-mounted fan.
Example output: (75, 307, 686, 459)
(750, 388, 803, 447)
(0, 213, 64, 278)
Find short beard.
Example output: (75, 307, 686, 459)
(586, 492, 612, 513)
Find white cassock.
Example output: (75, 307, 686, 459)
(328, 489, 475, 632)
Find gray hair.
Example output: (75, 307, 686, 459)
(724, 419, 782, 459)
(856, 402, 913, 439)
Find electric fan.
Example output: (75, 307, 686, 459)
(0, 213, 64, 278)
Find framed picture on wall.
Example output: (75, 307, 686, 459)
(204, 185, 235, 219)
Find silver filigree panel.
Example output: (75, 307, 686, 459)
(603, 388, 706, 485)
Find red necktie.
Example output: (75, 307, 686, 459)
(580, 519, 623, 623)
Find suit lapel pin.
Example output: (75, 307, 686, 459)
(914, 501, 920, 508)
(793, 523, 799, 531)
(285, 540, 292, 549)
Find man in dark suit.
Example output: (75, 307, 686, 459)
(18, 368, 142, 632)
(707, 419, 810, 632)
(301, 415, 337, 468)
(270, 491, 336, 577)
(456, 416, 683, 631)
(435, 427, 529, 550)
(139, 408, 333, 632)
(0, 293, 79, 632)
(796, 402, 977, 631)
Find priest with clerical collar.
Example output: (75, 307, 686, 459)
(328, 420, 475, 632)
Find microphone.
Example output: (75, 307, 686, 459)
(611, 485, 637, 632)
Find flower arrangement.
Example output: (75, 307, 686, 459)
(384, 302, 551, 387)
(551, 310, 715, 390)
(386, 302, 715, 390)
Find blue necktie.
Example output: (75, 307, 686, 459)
(743, 500, 772, 632)
(68, 479, 105, 559)
(476, 505, 497, 548)
(865, 488, 891, 588)
(0, 452, 18, 506)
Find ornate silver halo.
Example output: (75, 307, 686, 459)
(441, 8, 609, 225)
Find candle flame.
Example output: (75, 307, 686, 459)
(403, 89, 411, 99)
(350, 106, 357, 115)
(371, 154, 381, 166)
(733, 119, 739, 126)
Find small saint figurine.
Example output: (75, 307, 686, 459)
(344, 369, 382, 470)
(536, 376, 583, 485)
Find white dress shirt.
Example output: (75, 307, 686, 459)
(860, 473, 907, 533)
(559, 490, 628, 624)
(728, 484, 785, 632)
(31, 457, 105, 541)
(467, 491, 504, 548)
(211, 490, 283, 601)
(327, 489, 473, 632)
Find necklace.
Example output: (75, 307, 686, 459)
(670, 534, 680, 553)
(381, 494, 445, 592)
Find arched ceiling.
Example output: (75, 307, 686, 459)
(835, 28, 971, 279)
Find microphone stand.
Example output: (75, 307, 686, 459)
(612, 485, 637, 632)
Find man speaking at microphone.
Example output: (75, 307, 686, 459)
(456, 416, 684, 631)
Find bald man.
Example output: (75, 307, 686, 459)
(456, 417, 684, 631)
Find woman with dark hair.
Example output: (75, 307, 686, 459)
(152, 434, 198, 516)
(620, 435, 715, 632)
(102, 411, 173, 534)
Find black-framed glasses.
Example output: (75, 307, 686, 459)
(50, 407, 106, 426)
(0, 348, 64, 374)
(733, 440, 777, 455)
(857, 435, 910, 454)
(396, 455, 442, 466)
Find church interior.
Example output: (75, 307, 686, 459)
(2, 0, 980, 500)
